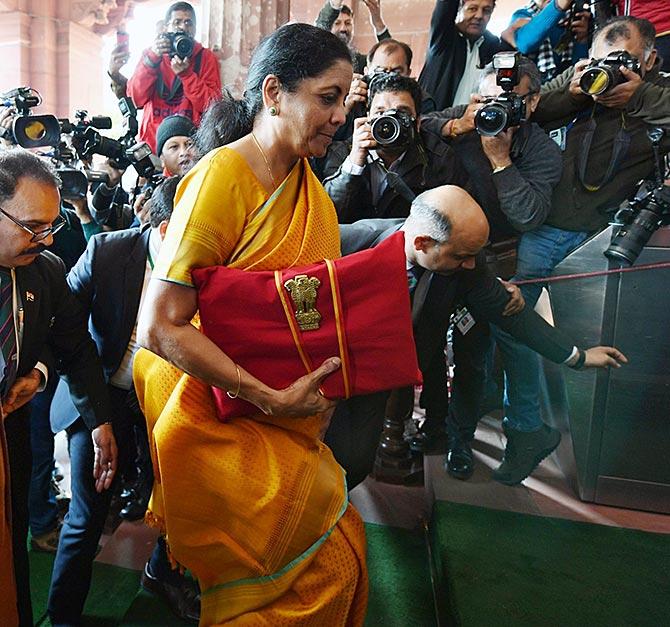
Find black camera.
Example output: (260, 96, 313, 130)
(605, 184, 670, 266)
(1, 87, 61, 148)
(163, 32, 195, 58)
(58, 168, 89, 200)
(65, 105, 157, 180)
(475, 52, 527, 137)
(370, 109, 415, 150)
(579, 50, 641, 96)
(605, 127, 669, 266)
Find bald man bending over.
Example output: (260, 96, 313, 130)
(325, 186, 626, 489)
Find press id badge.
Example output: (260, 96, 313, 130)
(454, 307, 476, 335)
(549, 127, 567, 151)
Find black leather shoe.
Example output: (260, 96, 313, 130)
(409, 427, 449, 455)
(119, 496, 147, 522)
(445, 440, 474, 480)
(492, 424, 561, 486)
(141, 563, 200, 623)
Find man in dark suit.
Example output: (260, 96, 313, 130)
(49, 176, 199, 624)
(419, 0, 505, 110)
(0, 149, 116, 626)
(325, 185, 627, 488)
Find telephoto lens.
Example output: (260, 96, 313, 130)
(605, 188, 670, 266)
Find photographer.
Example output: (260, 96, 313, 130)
(127, 2, 221, 152)
(419, 0, 505, 110)
(322, 73, 468, 223)
(489, 16, 670, 486)
(423, 54, 562, 243)
(503, 0, 591, 82)
(316, 0, 391, 73)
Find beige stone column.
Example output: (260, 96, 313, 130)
(0, 0, 106, 120)
(201, 0, 292, 95)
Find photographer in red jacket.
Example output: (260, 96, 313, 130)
(128, 2, 221, 152)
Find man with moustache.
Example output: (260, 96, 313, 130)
(420, 0, 506, 109)
(0, 149, 116, 626)
(316, 0, 391, 73)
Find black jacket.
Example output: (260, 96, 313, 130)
(13, 251, 111, 431)
(418, 0, 504, 110)
(51, 227, 150, 433)
(422, 113, 563, 241)
(322, 125, 469, 222)
(339, 219, 575, 370)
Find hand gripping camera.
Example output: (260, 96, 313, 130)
(475, 52, 527, 137)
(163, 32, 195, 58)
(579, 50, 641, 96)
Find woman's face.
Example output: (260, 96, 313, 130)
(276, 59, 353, 158)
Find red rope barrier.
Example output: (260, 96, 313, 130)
(512, 260, 670, 286)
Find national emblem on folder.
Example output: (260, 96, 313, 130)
(284, 275, 322, 331)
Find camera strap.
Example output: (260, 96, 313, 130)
(577, 108, 631, 192)
(369, 155, 418, 205)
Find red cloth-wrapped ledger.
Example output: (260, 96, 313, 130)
(192, 231, 422, 421)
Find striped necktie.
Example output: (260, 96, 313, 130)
(0, 268, 17, 400)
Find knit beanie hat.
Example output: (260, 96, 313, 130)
(155, 114, 196, 156)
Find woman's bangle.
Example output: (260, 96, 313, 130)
(227, 363, 242, 399)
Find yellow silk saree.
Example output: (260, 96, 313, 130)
(134, 147, 368, 625)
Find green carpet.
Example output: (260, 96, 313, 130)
(433, 501, 670, 626)
(364, 523, 436, 627)
(30, 522, 435, 626)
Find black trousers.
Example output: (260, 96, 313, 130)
(324, 391, 388, 491)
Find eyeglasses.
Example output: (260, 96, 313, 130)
(0, 207, 66, 242)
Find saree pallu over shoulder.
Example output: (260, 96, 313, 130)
(134, 151, 366, 625)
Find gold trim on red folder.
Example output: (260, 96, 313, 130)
(274, 270, 313, 375)
(325, 259, 352, 399)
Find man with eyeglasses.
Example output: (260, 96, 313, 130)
(418, 55, 564, 480)
(0, 149, 116, 626)
(128, 2, 221, 153)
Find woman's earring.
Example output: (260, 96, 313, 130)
(269, 106, 278, 116)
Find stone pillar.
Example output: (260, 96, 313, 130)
(202, 0, 291, 95)
(0, 0, 106, 120)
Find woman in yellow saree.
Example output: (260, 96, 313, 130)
(134, 24, 367, 625)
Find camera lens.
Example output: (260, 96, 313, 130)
(580, 67, 614, 96)
(371, 116, 401, 145)
(605, 206, 663, 266)
(475, 103, 508, 137)
(173, 34, 194, 58)
(24, 120, 48, 141)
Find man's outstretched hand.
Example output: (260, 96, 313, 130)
(583, 346, 628, 369)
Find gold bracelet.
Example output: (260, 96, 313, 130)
(226, 363, 241, 399)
